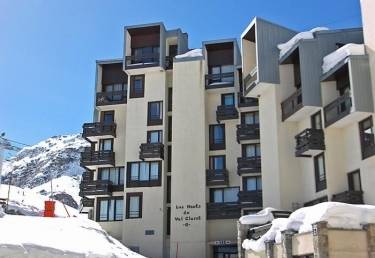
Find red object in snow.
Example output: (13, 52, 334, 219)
(44, 200, 55, 217)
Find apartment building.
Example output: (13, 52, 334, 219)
(79, 23, 262, 258)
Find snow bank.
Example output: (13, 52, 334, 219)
(175, 49, 203, 59)
(242, 202, 375, 252)
(322, 43, 365, 74)
(278, 27, 329, 58)
(239, 207, 276, 225)
(0, 214, 145, 258)
(0, 184, 78, 217)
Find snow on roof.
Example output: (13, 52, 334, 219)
(239, 207, 276, 225)
(277, 27, 329, 59)
(175, 48, 203, 59)
(0, 214, 146, 258)
(322, 43, 365, 74)
(242, 202, 375, 252)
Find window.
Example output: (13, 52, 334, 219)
(168, 88, 173, 112)
(168, 116, 172, 142)
(167, 176, 171, 204)
(314, 153, 327, 192)
(241, 111, 259, 125)
(209, 65, 234, 84)
(210, 187, 239, 203)
(130, 75, 144, 98)
(127, 161, 161, 187)
(99, 139, 113, 151)
(132, 46, 159, 63)
(167, 145, 172, 172)
(126, 193, 142, 219)
(209, 124, 225, 150)
(359, 116, 375, 159)
(209, 156, 225, 170)
(147, 130, 163, 143)
(221, 93, 235, 106)
(311, 111, 322, 130)
(148, 101, 163, 125)
(348, 170, 362, 191)
(98, 167, 124, 187)
(97, 197, 123, 221)
(243, 176, 262, 191)
(101, 111, 114, 124)
(242, 143, 261, 158)
(168, 45, 178, 57)
(103, 83, 127, 101)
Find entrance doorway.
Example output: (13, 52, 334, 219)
(213, 245, 238, 258)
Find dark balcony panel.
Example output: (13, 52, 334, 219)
(238, 93, 258, 108)
(207, 202, 257, 220)
(295, 128, 325, 157)
(80, 149, 115, 167)
(324, 92, 352, 127)
(82, 170, 94, 181)
(79, 180, 113, 197)
(281, 88, 303, 121)
(243, 70, 258, 95)
(82, 122, 116, 139)
(237, 157, 261, 175)
(165, 56, 173, 70)
(216, 105, 239, 122)
(127, 179, 161, 188)
(331, 190, 364, 204)
(139, 143, 164, 160)
(238, 191, 262, 207)
(205, 72, 235, 89)
(236, 124, 260, 142)
(206, 169, 229, 186)
(96, 91, 127, 106)
(81, 197, 94, 207)
(125, 53, 160, 69)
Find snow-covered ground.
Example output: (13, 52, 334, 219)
(322, 43, 365, 74)
(241, 202, 375, 252)
(175, 48, 203, 59)
(0, 214, 146, 258)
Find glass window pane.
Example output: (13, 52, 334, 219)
(213, 190, 223, 203)
(129, 196, 140, 218)
(244, 113, 254, 124)
(109, 168, 119, 185)
(150, 131, 160, 143)
(99, 200, 108, 221)
(214, 157, 224, 169)
(257, 177, 262, 190)
(108, 200, 115, 221)
(214, 126, 223, 143)
(223, 94, 234, 106)
(101, 139, 112, 151)
(119, 168, 124, 185)
(150, 162, 159, 180)
(130, 163, 139, 181)
(224, 188, 239, 202)
(100, 168, 109, 180)
(245, 145, 255, 157)
(211, 66, 221, 74)
(246, 178, 257, 191)
(140, 162, 150, 181)
(115, 199, 123, 220)
(352, 173, 361, 191)
(254, 112, 259, 124)
(318, 156, 325, 181)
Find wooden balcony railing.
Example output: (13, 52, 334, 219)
(79, 180, 113, 197)
(331, 190, 364, 204)
(281, 88, 303, 121)
(82, 122, 116, 138)
(80, 149, 115, 167)
(125, 53, 160, 69)
(81, 197, 95, 207)
(238, 191, 262, 207)
(324, 92, 352, 127)
(139, 143, 164, 160)
(243, 68, 258, 94)
(238, 93, 258, 107)
(236, 124, 260, 142)
(96, 90, 127, 106)
(295, 128, 325, 157)
(206, 169, 229, 186)
(237, 156, 261, 175)
(216, 105, 239, 122)
(205, 72, 235, 89)
(207, 202, 248, 220)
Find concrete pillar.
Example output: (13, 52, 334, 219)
(281, 230, 294, 258)
(265, 240, 275, 258)
(312, 221, 329, 258)
(363, 223, 375, 258)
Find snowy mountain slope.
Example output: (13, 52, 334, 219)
(1, 134, 89, 208)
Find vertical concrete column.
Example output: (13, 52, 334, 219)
(281, 230, 294, 258)
(237, 221, 245, 258)
(265, 240, 275, 258)
(363, 223, 375, 258)
(312, 221, 329, 258)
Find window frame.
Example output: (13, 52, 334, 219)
(221, 93, 235, 106)
(99, 138, 113, 151)
(348, 170, 362, 192)
(241, 111, 259, 125)
(209, 187, 240, 203)
(126, 192, 143, 219)
(311, 111, 322, 130)
(314, 153, 327, 192)
(209, 124, 226, 150)
(129, 75, 145, 98)
(100, 110, 115, 124)
(243, 176, 262, 192)
(98, 167, 125, 191)
(126, 161, 162, 187)
(96, 196, 124, 222)
(209, 155, 226, 170)
(242, 143, 261, 158)
(147, 130, 163, 143)
(147, 101, 163, 126)
(359, 116, 375, 160)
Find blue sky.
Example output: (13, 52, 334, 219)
(0, 0, 362, 146)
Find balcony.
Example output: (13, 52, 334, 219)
(82, 122, 116, 141)
(96, 91, 127, 106)
(331, 190, 364, 204)
(281, 88, 303, 121)
(216, 105, 239, 122)
(207, 202, 251, 220)
(236, 124, 260, 142)
(295, 128, 325, 157)
(324, 93, 352, 128)
(139, 143, 164, 160)
(243, 68, 258, 95)
(79, 180, 113, 197)
(205, 72, 235, 89)
(238, 191, 262, 207)
(237, 157, 261, 175)
(238, 93, 258, 108)
(125, 53, 160, 70)
(206, 169, 229, 186)
(80, 148, 115, 168)
(165, 56, 173, 70)
(81, 197, 94, 207)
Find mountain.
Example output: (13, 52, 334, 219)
(1, 134, 89, 208)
